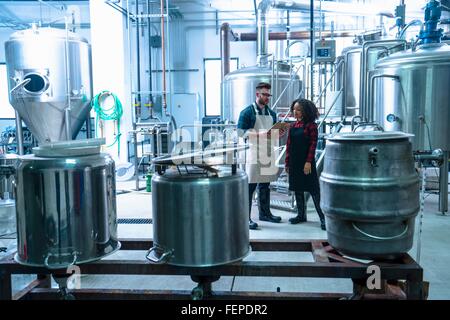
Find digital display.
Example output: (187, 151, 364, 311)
(317, 48, 330, 57)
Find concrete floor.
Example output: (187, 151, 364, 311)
(2, 176, 450, 299)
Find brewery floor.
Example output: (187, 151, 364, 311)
(3, 176, 450, 300)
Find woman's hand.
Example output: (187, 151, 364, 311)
(304, 162, 311, 175)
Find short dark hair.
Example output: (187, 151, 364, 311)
(256, 82, 271, 91)
(290, 98, 319, 123)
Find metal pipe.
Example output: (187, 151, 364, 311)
(14, 111, 24, 155)
(398, 19, 424, 39)
(156, 126, 163, 156)
(368, 73, 400, 123)
(160, 0, 167, 114)
(310, 0, 314, 100)
(439, 151, 449, 214)
(135, 0, 142, 122)
(240, 30, 356, 41)
(127, 0, 139, 191)
(165, 0, 172, 118)
(147, 0, 154, 118)
(257, 0, 272, 66)
(257, 0, 316, 66)
(314, 59, 344, 105)
(360, 40, 407, 121)
(317, 89, 342, 131)
(64, 16, 72, 140)
(220, 23, 231, 80)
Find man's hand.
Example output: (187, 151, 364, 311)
(304, 162, 312, 175)
(285, 166, 289, 174)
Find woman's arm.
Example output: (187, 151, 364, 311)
(305, 122, 318, 163)
(304, 122, 318, 175)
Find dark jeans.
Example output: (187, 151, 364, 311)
(248, 182, 270, 218)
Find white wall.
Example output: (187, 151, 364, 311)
(89, 0, 131, 163)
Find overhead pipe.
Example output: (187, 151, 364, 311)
(135, 0, 142, 122)
(160, 0, 168, 115)
(257, 0, 319, 66)
(220, 23, 238, 80)
(147, 0, 154, 119)
(238, 30, 356, 41)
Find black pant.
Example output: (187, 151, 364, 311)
(248, 182, 270, 219)
(295, 190, 325, 221)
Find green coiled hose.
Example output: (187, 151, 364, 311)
(91, 91, 123, 152)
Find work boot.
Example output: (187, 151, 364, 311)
(258, 185, 281, 223)
(311, 193, 326, 231)
(290, 191, 307, 224)
(249, 219, 258, 230)
(320, 218, 326, 231)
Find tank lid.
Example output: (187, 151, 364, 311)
(32, 138, 105, 157)
(375, 43, 450, 67)
(152, 145, 247, 166)
(224, 64, 295, 80)
(326, 131, 414, 141)
(9, 26, 88, 43)
(0, 154, 19, 160)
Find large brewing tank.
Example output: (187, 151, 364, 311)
(339, 45, 361, 117)
(222, 62, 301, 122)
(372, 43, 450, 152)
(149, 162, 250, 267)
(5, 26, 92, 143)
(337, 39, 406, 119)
(320, 132, 419, 260)
(14, 141, 120, 268)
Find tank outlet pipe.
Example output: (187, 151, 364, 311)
(414, 149, 445, 166)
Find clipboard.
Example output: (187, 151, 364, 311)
(269, 122, 290, 132)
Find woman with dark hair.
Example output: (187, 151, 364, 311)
(285, 98, 326, 230)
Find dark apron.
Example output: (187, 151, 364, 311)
(288, 125, 320, 193)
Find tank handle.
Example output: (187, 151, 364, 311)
(44, 251, 78, 269)
(146, 246, 173, 264)
(352, 222, 408, 240)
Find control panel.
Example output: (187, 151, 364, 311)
(314, 39, 336, 63)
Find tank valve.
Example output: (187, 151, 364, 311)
(369, 147, 379, 167)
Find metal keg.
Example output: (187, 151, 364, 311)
(14, 140, 120, 268)
(149, 153, 250, 266)
(320, 131, 419, 260)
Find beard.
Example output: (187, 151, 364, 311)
(257, 97, 266, 105)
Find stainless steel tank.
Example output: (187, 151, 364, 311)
(222, 62, 301, 122)
(149, 166, 250, 267)
(320, 132, 419, 260)
(341, 45, 361, 117)
(5, 25, 92, 143)
(372, 43, 450, 152)
(339, 39, 406, 119)
(0, 198, 15, 237)
(0, 154, 19, 199)
(14, 142, 120, 268)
